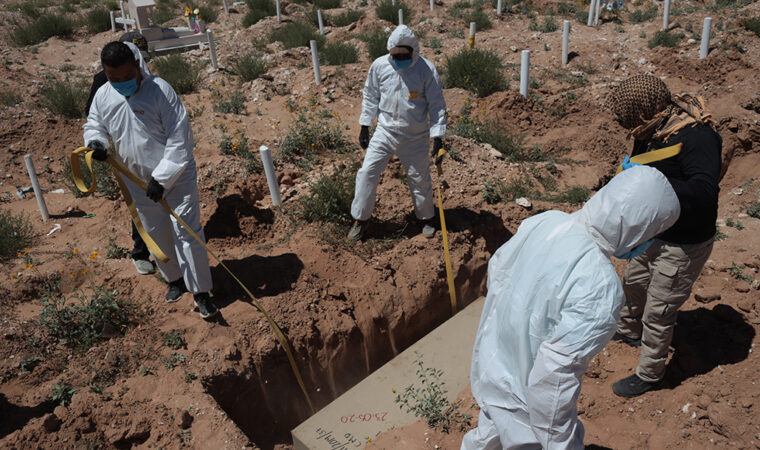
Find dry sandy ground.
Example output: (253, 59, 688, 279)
(0, 0, 759, 448)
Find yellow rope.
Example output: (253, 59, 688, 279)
(71, 147, 316, 414)
(616, 143, 682, 175)
(435, 150, 457, 314)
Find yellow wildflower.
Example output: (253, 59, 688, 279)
(90, 251, 99, 260)
(72, 248, 79, 254)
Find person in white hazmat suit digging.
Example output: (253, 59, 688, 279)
(83, 41, 218, 319)
(348, 25, 447, 241)
(461, 166, 681, 450)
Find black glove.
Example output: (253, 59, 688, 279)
(359, 126, 370, 150)
(432, 138, 445, 165)
(87, 141, 108, 161)
(146, 177, 164, 202)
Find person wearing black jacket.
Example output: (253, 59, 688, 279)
(606, 75, 722, 397)
(85, 32, 155, 275)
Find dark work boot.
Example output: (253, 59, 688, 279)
(193, 293, 219, 319)
(612, 374, 656, 398)
(165, 278, 188, 303)
(347, 220, 367, 242)
(612, 332, 642, 347)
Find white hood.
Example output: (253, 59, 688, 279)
(124, 41, 152, 80)
(386, 25, 420, 67)
(572, 165, 680, 258)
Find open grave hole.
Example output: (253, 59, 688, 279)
(202, 209, 511, 448)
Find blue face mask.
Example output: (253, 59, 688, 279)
(614, 239, 653, 260)
(393, 59, 412, 70)
(111, 78, 138, 97)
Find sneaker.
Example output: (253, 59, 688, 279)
(421, 220, 436, 239)
(194, 293, 219, 319)
(165, 278, 187, 303)
(133, 258, 155, 275)
(347, 220, 367, 242)
(612, 332, 642, 347)
(612, 374, 656, 398)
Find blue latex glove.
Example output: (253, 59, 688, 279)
(614, 239, 653, 260)
(621, 155, 641, 171)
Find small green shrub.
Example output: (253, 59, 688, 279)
(321, 42, 359, 65)
(357, 28, 389, 60)
(279, 103, 353, 164)
(155, 1, 175, 23)
(51, 382, 76, 406)
(162, 331, 185, 349)
(85, 8, 111, 34)
(10, 14, 75, 46)
(215, 89, 247, 114)
(725, 217, 745, 230)
(104, 237, 129, 259)
(243, 0, 276, 27)
(740, 17, 760, 37)
(233, 52, 268, 81)
(197, 5, 219, 23)
(0, 90, 21, 107)
(468, 9, 492, 30)
(39, 285, 135, 351)
(269, 22, 325, 49)
(452, 102, 543, 162)
(375, 0, 414, 25)
(330, 9, 364, 26)
(551, 186, 589, 204)
(444, 48, 507, 97)
(18, 3, 42, 19)
(152, 54, 203, 94)
(630, 6, 657, 24)
(395, 353, 471, 433)
(729, 262, 753, 283)
(40, 78, 88, 119)
(220, 131, 261, 173)
(575, 10, 589, 24)
(106, 0, 119, 10)
(538, 16, 558, 32)
(314, 0, 342, 8)
(298, 168, 356, 224)
(747, 202, 760, 219)
(0, 209, 34, 261)
(648, 30, 684, 48)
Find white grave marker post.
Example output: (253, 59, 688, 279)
(310, 40, 321, 85)
(398, 9, 403, 25)
(317, 9, 324, 35)
(700, 17, 712, 59)
(23, 155, 49, 222)
(562, 20, 570, 65)
(520, 50, 530, 98)
(663, 0, 671, 30)
(207, 30, 218, 70)
(259, 146, 282, 206)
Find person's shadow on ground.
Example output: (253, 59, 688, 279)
(210, 253, 304, 308)
(0, 393, 56, 439)
(661, 303, 755, 388)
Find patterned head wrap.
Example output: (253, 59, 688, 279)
(608, 75, 671, 130)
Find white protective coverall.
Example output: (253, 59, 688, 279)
(351, 25, 447, 221)
(83, 49, 212, 294)
(462, 166, 681, 450)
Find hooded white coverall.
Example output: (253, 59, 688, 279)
(351, 25, 447, 221)
(83, 50, 212, 294)
(462, 166, 681, 450)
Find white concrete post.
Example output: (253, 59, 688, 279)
(663, 0, 671, 29)
(587, 0, 595, 27)
(520, 50, 530, 98)
(398, 9, 403, 25)
(119, 0, 128, 31)
(206, 30, 218, 70)
(561, 20, 570, 65)
(276, 0, 281, 22)
(594, 0, 601, 26)
(497, 0, 503, 15)
(317, 9, 324, 35)
(222, 0, 229, 14)
(392, 0, 396, 5)
(259, 146, 281, 207)
(24, 155, 49, 222)
(110, 11, 116, 32)
(430, 0, 434, 11)
(700, 17, 712, 59)
(469, 22, 476, 49)
(310, 40, 321, 85)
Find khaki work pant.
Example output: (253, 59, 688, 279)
(616, 238, 714, 382)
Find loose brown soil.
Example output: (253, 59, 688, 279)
(0, 0, 759, 448)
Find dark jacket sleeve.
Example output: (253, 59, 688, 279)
(666, 126, 722, 218)
(85, 71, 108, 117)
